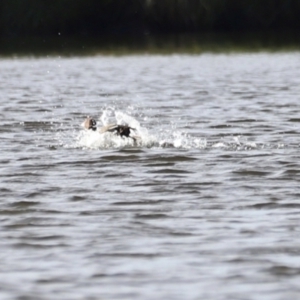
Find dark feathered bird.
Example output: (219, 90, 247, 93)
(83, 117, 135, 138)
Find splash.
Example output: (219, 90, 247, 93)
(71, 107, 286, 151)
(75, 108, 157, 149)
(73, 107, 207, 150)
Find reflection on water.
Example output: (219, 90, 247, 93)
(1, 53, 300, 299)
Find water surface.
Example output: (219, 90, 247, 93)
(1, 53, 300, 299)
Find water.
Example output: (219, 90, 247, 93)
(1, 53, 300, 300)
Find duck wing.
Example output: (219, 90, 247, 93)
(98, 124, 119, 134)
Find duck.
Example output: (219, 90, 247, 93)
(82, 117, 138, 140)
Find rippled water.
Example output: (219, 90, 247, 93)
(1, 53, 300, 300)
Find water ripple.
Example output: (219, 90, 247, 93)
(1, 53, 300, 300)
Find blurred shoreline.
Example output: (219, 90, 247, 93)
(1, 32, 300, 56)
(2, 1, 300, 55)
(1, 1, 300, 36)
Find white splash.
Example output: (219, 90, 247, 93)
(73, 107, 261, 150)
(75, 109, 158, 149)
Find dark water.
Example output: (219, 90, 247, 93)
(1, 53, 300, 300)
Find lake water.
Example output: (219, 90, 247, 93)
(1, 53, 300, 300)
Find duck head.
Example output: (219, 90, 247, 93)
(83, 117, 97, 131)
